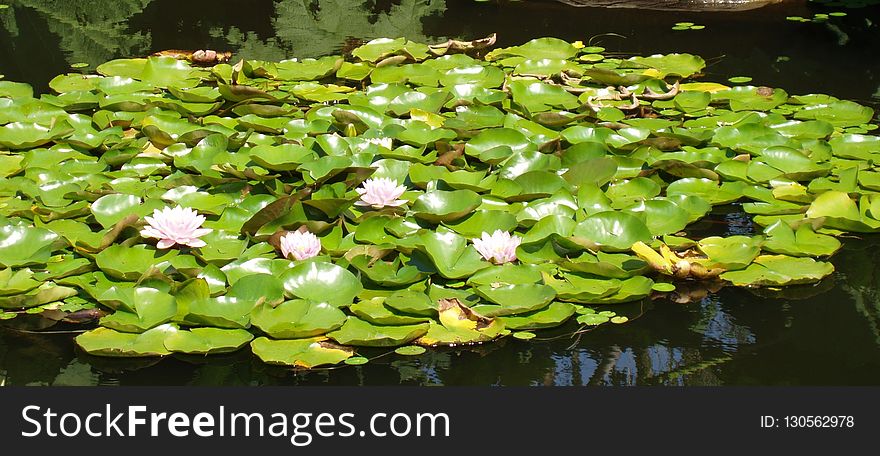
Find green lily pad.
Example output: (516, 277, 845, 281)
(571, 211, 653, 252)
(721, 255, 834, 286)
(0, 268, 42, 296)
(90, 194, 163, 229)
(164, 327, 254, 355)
(698, 236, 763, 270)
(75, 325, 175, 358)
(806, 191, 880, 232)
(472, 283, 556, 316)
(279, 261, 362, 307)
(251, 299, 347, 339)
(251, 336, 353, 368)
(499, 302, 576, 330)
(0, 121, 74, 149)
(328, 317, 429, 347)
(99, 287, 177, 333)
(630, 53, 706, 78)
(763, 220, 841, 257)
(0, 281, 78, 310)
(0, 222, 62, 267)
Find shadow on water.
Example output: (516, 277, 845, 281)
(1, 0, 880, 385)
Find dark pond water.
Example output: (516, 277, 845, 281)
(1, 0, 879, 386)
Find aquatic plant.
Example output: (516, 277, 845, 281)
(0, 34, 876, 368)
(355, 178, 408, 208)
(141, 206, 212, 249)
(472, 230, 521, 264)
(279, 229, 322, 260)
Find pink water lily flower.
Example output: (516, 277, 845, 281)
(355, 177, 408, 209)
(279, 230, 322, 261)
(472, 230, 521, 264)
(140, 206, 212, 249)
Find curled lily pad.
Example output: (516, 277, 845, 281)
(417, 230, 491, 279)
(384, 290, 437, 316)
(806, 191, 880, 232)
(0, 268, 41, 296)
(349, 255, 427, 287)
(415, 298, 505, 346)
(0, 281, 78, 310)
(90, 194, 163, 229)
(394, 345, 427, 356)
(95, 244, 177, 281)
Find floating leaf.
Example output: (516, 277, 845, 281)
(394, 345, 427, 355)
(328, 317, 429, 347)
(251, 299, 347, 339)
(75, 325, 175, 357)
(250, 337, 353, 368)
(164, 327, 253, 355)
(721, 255, 834, 286)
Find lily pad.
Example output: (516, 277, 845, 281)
(251, 299, 347, 339)
(414, 298, 505, 346)
(75, 325, 175, 357)
(99, 287, 177, 333)
(328, 317, 429, 347)
(721, 255, 834, 286)
(250, 337, 353, 368)
(0, 222, 62, 267)
(279, 261, 362, 307)
(571, 211, 653, 252)
(164, 327, 254, 355)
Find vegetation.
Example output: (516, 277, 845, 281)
(0, 33, 877, 369)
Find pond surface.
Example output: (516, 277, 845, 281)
(1, 0, 879, 386)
